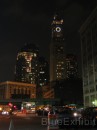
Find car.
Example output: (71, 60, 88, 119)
(81, 107, 97, 127)
(57, 107, 80, 129)
(47, 106, 82, 129)
(1, 110, 9, 115)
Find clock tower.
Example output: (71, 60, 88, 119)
(50, 14, 66, 82)
(51, 14, 64, 39)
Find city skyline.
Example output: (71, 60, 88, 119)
(0, 0, 97, 82)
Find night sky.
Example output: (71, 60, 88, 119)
(0, 0, 97, 82)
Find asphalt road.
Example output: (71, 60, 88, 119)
(0, 114, 47, 130)
(0, 114, 97, 130)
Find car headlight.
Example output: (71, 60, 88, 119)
(73, 112, 78, 117)
(2, 111, 9, 115)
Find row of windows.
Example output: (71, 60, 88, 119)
(84, 93, 97, 106)
(84, 86, 97, 94)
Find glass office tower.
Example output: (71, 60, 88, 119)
(15, 43, 39, 84)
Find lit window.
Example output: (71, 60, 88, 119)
(34, 53, 36, 57)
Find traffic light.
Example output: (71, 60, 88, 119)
(8, 103, 13, 107)
(13, 105, 16, 108)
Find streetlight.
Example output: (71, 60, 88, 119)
(92, 100, 97, 106)
(92, 101, 95, 106)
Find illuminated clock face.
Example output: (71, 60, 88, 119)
(56, 27, 61, 32)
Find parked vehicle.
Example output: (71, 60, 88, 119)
(81, 107, 97, 127)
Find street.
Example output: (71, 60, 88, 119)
(0, 114, 47, 130)
(0, 114, 97, 130)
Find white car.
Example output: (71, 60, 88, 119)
(2, 110, 9, 115)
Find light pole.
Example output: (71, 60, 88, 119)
(92, 100, 97, 106)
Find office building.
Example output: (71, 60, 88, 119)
(38, 57, 49, 87)
(14, 43, 39, 84)
(79, 7, 97, 107)
(0, 81, 36, 100)
(65, 54, 78, 79)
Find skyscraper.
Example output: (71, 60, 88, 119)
(38, 57, 49, 86)
(65, 54, 78, 79)
(14, 43, 39, 84)
(79, 7, 97, 107)
(50, 13, 65, 81)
